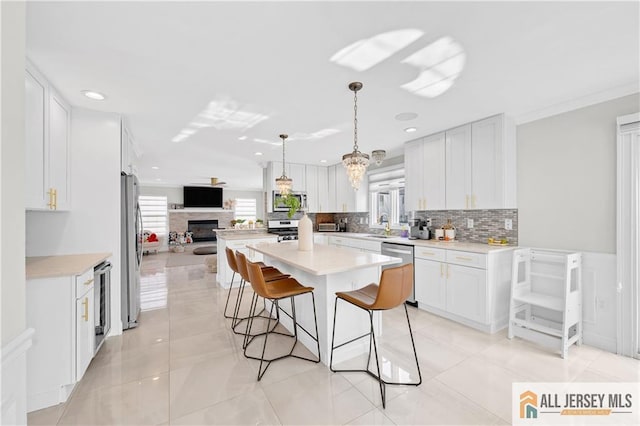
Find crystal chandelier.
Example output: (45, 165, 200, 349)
(371, 149, 386, 166)
(275, 133, 293, 195)
(342, 82, 369, 190)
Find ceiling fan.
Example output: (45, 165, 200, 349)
(189, 177, 227, 186)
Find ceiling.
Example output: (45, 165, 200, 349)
(26, 1, 639, 190)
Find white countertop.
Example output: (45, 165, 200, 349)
(26, 252, 111, 279)
(217, 233, 276, 241)
(247, 241, 401, 276)
(315, 232, 516, 254)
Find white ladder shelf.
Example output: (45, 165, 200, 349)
(508, 248, 582, 358)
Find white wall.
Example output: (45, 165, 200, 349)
(517, 93, 639, 253)
(517, 93, 640, 352)
(1, 3, 30, 425)
(25, 108, 122, 333)
(1, 0, 26, 348)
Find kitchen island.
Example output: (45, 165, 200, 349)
(246, 241, 400, 365)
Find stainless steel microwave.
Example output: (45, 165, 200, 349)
(272, 191, 307, 212)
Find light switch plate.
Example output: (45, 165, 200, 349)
(505, 219, 513, 230)
(467, 219, 474, 229)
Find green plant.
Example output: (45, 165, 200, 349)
(277, 195, 301, 219)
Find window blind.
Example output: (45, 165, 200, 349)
(235, 198, 257, 222)
(139, 195, 168, 236)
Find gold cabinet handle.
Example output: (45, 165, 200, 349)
(82, 297, 89, 321)
(455, 256, 474, 262)
(421, 251, 436, 257)
(84, 278, 94, 286)
(440, 263, 444, 277)
(472, 194, 476, 209)
(54, 188, 58, 209)
(47, 188, 55, 209)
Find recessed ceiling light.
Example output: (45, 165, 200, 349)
(320, 160, 327, 163)
(395, 112, 418, 121)
(404, 127, 418, 133)
(151, 166, 159, 170)
(238, 136, 248, 140)
(254, 152, 263, 156)
(81, 90, 106, 101)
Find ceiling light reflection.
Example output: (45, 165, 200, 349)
(331, 29, 423, 72)
(172, 98, 270, 143)
(401, 36, 466, 98)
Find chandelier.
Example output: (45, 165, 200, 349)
(275, 133, 293, 195)
(342, 82, 369, 190)
(371, 149, 386, 166)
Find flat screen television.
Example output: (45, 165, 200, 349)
(183, 186, 223, 208)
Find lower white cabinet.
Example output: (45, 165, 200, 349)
(415, 246, 513, 333)
(216, 235, 278, 287)
(26, 267, 96, 412)
(328, 235, 381, 253)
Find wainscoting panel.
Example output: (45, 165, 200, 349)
(1, 328, 34, 426)
(581, 252, 617, 353)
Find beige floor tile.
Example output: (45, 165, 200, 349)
(344, 407, 395, 425)
(477, 338, 591, 382)
(27, 402, 66, 425)
(170, 387, 281, 425)
(435, 357, 530, 422)
(169, 311, 225, 340)
(169, 328, 240, 370)
(382, 378, 507, 425)
(58, 373, 169, 425)
(586, 351, 640, 381)
(169, 353, 259, 420)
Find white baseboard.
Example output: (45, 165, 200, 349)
(2, 328, 34, 426)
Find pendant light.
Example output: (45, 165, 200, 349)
(342, 82, 369, 190)
(275, 133, 293, 195)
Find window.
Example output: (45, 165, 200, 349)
(368, 166, 407, 228)
(235, 198, 257, 222)
(139, 195, 168, 237)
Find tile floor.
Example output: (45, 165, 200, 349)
(28, 252, 640, 425)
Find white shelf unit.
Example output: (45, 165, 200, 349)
(508, 248, 582, 358)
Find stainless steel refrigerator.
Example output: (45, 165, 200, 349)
(121, 173, 142, 330)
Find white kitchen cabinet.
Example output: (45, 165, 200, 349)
(327, 164, 338, 212)
(216, 235, 278, 287)
(329, 164, 368, 213)
(404, 133, 446, 211)
(414, 246, 514, 333)
(25, 62, 71, 211)
(445, 115, 516, 209)
(313, 234, 328, 245)
(445, 124, 472, 209)
(26, 266, 97, 412)
(305, 165, 329, 213)
(328, 235, 380, 253)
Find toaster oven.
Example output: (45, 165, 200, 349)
(318, 223, 338, 232)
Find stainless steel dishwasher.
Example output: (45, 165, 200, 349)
(381, 242, 416, 306)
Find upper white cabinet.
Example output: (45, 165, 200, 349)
(405, 114, 516, 211)
(25, 63, 71, 211)
(121, 121, 139, 175)
(405, 133, 446, 211)
(305, 165, 329, 212)
(329, 164, 368, 213)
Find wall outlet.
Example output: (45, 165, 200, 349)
(467, 219, 474, 229)
(505, 219, 513, 230)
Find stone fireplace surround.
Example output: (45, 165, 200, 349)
(169, 210, 234, 234)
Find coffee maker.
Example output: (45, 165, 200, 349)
(409, 219, 421, 239)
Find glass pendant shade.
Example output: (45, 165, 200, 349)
(372, 149, 386, 166)
(342, 82, 369, 190)
(275, 133, 292, 195)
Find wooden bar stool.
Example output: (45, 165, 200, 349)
(243, 257, 321, 381)
(224, 248, 288, 335)
(329, 263, 421, 408)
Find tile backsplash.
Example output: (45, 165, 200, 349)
(269, 209, 518, 244)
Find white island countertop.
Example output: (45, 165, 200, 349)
(216, 232, 275, 241)
(247, 241, 400, 276)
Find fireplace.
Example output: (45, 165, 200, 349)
(187, 220, 219, 242)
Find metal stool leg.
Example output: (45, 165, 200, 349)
(223, 271, 236, 319)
